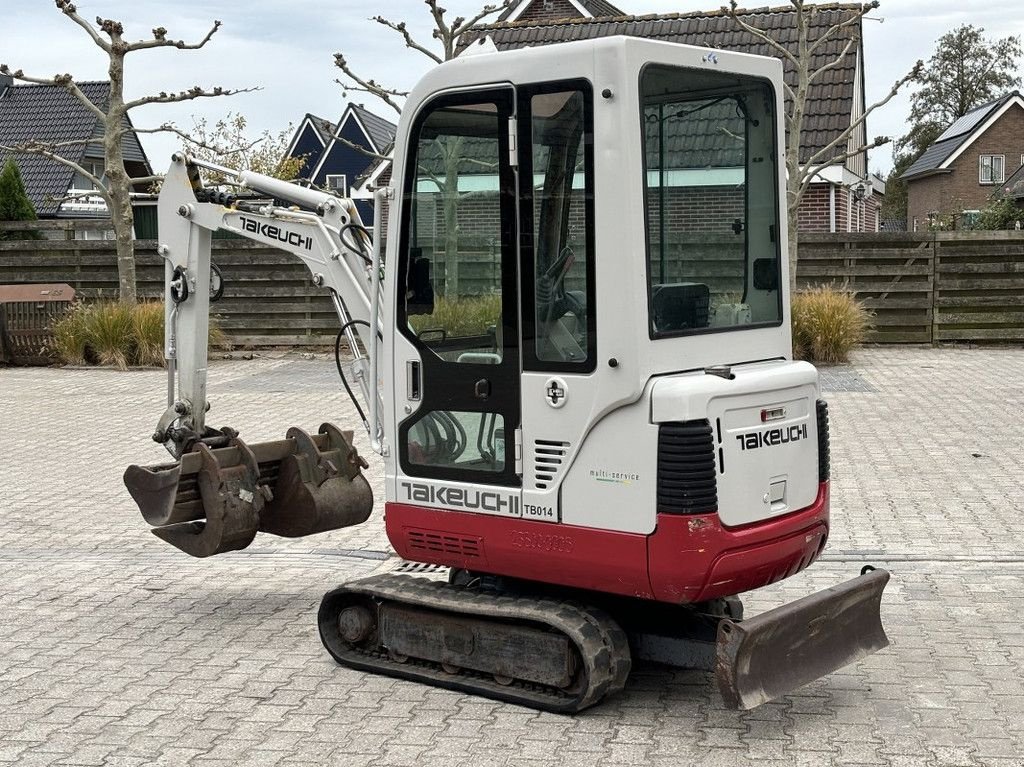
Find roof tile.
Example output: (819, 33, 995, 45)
(464, 4, 866, 164)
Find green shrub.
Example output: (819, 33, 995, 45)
(49, 301, 226, 368)
(409, 294, 502, 338)
(0, 158, 42, 240)
(791, 286, 871, 364)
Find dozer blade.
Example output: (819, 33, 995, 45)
(123, 423, 373, 557)
(715, 567, 890, 710)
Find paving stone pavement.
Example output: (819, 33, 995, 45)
(1, 346, 1023, 767)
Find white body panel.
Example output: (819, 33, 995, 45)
(383, 37, 797, 532)
(558, 398, 659, 534)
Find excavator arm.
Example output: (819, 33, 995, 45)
(123, 155, 385, 556)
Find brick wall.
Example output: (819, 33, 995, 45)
(907, 103, 1024, 229)
(796, 184, 880, 233)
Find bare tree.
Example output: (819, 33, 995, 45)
(331, 1, 514, 294)
(726, 0, 921, 295)
(0, 1, 253, 303)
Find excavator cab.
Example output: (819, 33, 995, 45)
(125, 37, 889, 712)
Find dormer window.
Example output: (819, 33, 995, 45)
(326, 174, 347, 195)
(980, 154, 1005, 185)
(73, 159, 106, 191)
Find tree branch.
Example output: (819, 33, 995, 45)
(801, 62, 921, 178)
(453, 1, 516, 37)
(127, 20, 222, 51)
(0, 66, 106, 122)
(131, 123, 264, 156)
(327, 132, 392, 162)
(724, 2, 798, 65)
(1, 141, 108, 195)
(333, 55, 404, 114)
(371, 15, 442, 64)
(124, 85, 258, 111)
(54, 0, 111, 52)
(807, 34, 857, 84)
(806, 2, 877, 58)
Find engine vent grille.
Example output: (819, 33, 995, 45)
(817, 400, 830, 482)
(406, 529, 481, 559)
(657, 420, 718, 515)
(534, 439, 569, 490)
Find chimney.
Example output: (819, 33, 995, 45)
(0, 72, 12, 99)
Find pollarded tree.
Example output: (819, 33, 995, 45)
(0, 159, 42, 240)
(726, 0, 921, 294)
(0, 1, 253, 303)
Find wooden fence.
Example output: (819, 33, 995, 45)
(0, 220, 336, 347)
(2, 220, 1023, 345)
(799, 232, 1024, 343)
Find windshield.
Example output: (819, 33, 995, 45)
(641, 64, 782, 337)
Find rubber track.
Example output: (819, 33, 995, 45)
(318, 574, 632, 713)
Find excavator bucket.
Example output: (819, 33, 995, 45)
(124, 423, 373, 557)
(715, 567, 890, 710)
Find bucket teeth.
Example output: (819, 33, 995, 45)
(124, 423, 374, 557)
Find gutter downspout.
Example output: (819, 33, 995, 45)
(829, 183, 837, 233)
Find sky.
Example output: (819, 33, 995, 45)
(3, 0, 1023, 176)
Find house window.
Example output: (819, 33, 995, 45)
(326, 174, 347, 195)
(72, 159, 106, 191)
(979, 155, 1005, 185)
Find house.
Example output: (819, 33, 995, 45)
(455, 1, 881, 233)
(283, 103, 397, 223)
(493, 0, 627, 23)
(0, 72, 152, 222)
(901, 92, 1024, 231)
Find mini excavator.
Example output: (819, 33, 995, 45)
(125, 37, 889, 712)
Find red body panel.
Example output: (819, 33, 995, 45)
(385, 481, 830, 604)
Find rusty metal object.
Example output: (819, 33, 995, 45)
(0, 284, 75, 365)
(715, 567, 890, 709)
(258, 424, 373, 537)
(123, 423, 373, 557)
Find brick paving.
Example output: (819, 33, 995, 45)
(1, 346, 1023, 766)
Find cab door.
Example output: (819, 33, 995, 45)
(394, 87, 521, 488)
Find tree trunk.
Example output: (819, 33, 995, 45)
(105, 47, 137, 304)
(108, 177, 137, 304)
(787, 203, 800, 298)
(441, 138, 462, 297)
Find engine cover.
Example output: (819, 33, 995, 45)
(650, 360, 821, 528)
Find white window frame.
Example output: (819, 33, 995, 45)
(979, 154, 1005, 185)
(325, 174, 347, 194)
(74, 159, 106, 190)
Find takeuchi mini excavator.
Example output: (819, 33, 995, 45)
(124, 36, 889, 712)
